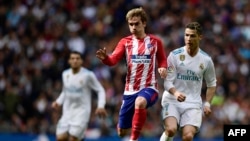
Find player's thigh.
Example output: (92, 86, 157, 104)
(182, 124, 197, 137)
(69, 124, 87, 140)
(56, 126, 69, 141)
(138, 88, 158, 108)
(164, 117, 178, 129)
(180, 108, 202, 132)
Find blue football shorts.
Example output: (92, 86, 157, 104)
(118, 88, 158, 129)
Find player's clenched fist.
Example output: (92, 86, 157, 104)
(51, 101, 61, 110)
(158, 68, 167, 78)
(173, 91, 186, 102)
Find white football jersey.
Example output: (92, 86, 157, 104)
(56, 67, 106, 126)
(162, 46, 216, 107)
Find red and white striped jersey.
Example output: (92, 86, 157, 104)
(102, 34, 167, 95)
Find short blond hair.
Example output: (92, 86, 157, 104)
(126, 7, 148, 23)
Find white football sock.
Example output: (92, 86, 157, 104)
(160, 132, 173, 141)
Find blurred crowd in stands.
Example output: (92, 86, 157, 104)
(0, 0, 250, 139)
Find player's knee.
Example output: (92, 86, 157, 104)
(69, 135, 80, 141)
(56, 134, 68, 141)
(118, 131, 127, 137)
(166, 127, 177, 137)
(118, 132, 126, 138)
(117, 128, 129, 137)
(135, 97, 147, 108)
(182, 132, 194, 141)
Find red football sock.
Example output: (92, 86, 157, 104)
(131, 108, 147, 140)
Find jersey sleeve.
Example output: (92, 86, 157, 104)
(204, 58, 217, 87)
(164, 52, 176, 91)
(56, 91, 65, 105)
(88, 72, 106, 108)
(102, 39, 125, 66)
(156, 38, 168, 68)
(56, 72, 66, 105)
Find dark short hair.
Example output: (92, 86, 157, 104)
(186, 22, 202, 35)
(69, 50, 83, 59)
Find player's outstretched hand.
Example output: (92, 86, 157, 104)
(158, 68, 167, 78)
(95, 108, 107, 119)
(173, 91, 186, 102)
(96, 47, 107, 60)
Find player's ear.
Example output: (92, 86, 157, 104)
(199, 35, 203, 40)
(80, 58, 83, 64)
(68, 55, 72, 64)
(143, 21, 146, 28)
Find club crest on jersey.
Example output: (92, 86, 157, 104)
(147, 44, 153, 48)
(179, 55, 185, 61)
(200, 63, 204, 70)
(179, 55, 185, 66)
(167, 66, 174, 73)
(147, 44, 154, 51)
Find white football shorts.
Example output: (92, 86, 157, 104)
(161, 102, 202, 130)
(56, 121, 87, 139)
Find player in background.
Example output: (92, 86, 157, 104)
(96, 7, 168, 141)
(51, 51, 107, 141)
(160, 22, 217, 141)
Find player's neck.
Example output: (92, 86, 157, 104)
(187, 47, 199, 57)
(134, 33, 146, 39)
(72, 68, 80, 74)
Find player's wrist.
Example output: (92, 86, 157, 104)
(169, 88, 176, 96)
(102, 55, 108, 60)
(204, 101, 211, 108)
(172, 91, 180, 100)
(173, 91, 178, 97)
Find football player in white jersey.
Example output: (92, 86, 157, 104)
(160, 22, 217, 141)
(51, 51, 107, 141)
